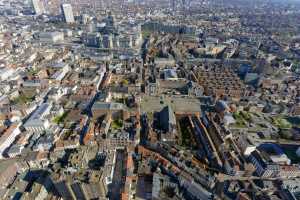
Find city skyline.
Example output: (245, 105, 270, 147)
(0, 0, 299, 200)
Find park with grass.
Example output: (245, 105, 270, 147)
(53, 112, 69, 124)
(178, 117, 197, 149)
(12, 94, 35, 105)
(111, 119, 123, 130)
(232, 111, 253, 128)
(271, 116, 293, 129)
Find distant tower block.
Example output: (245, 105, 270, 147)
(170, 0, 177, 13)
(32, 0, 45, 15)
(61, 3, 75, 23)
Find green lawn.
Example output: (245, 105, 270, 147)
(179, 117, 192, 147)
(142, 30, 152, 38)
(28, 68, 39, 76)
(232, 111, 249, 128)
(12, 95, 34, 105)
(111, 119, 123, 129)
(240, 111, 252, 121)
(272, 116, 292, 129)
(53, 112, 68, 124)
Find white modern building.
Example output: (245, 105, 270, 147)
(23, 103, 52, 133)
(0, 123, 21, 158)
(31, 0, 45, 15)
(39, 32, 64, 43)
(0, 67, 15, 81)
(61, 4, 75, 23)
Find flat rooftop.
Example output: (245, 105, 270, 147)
(141, 95, 201, 113)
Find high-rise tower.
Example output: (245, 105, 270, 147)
(61, 4, 75, 23)
(32, 0, 45, 15)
